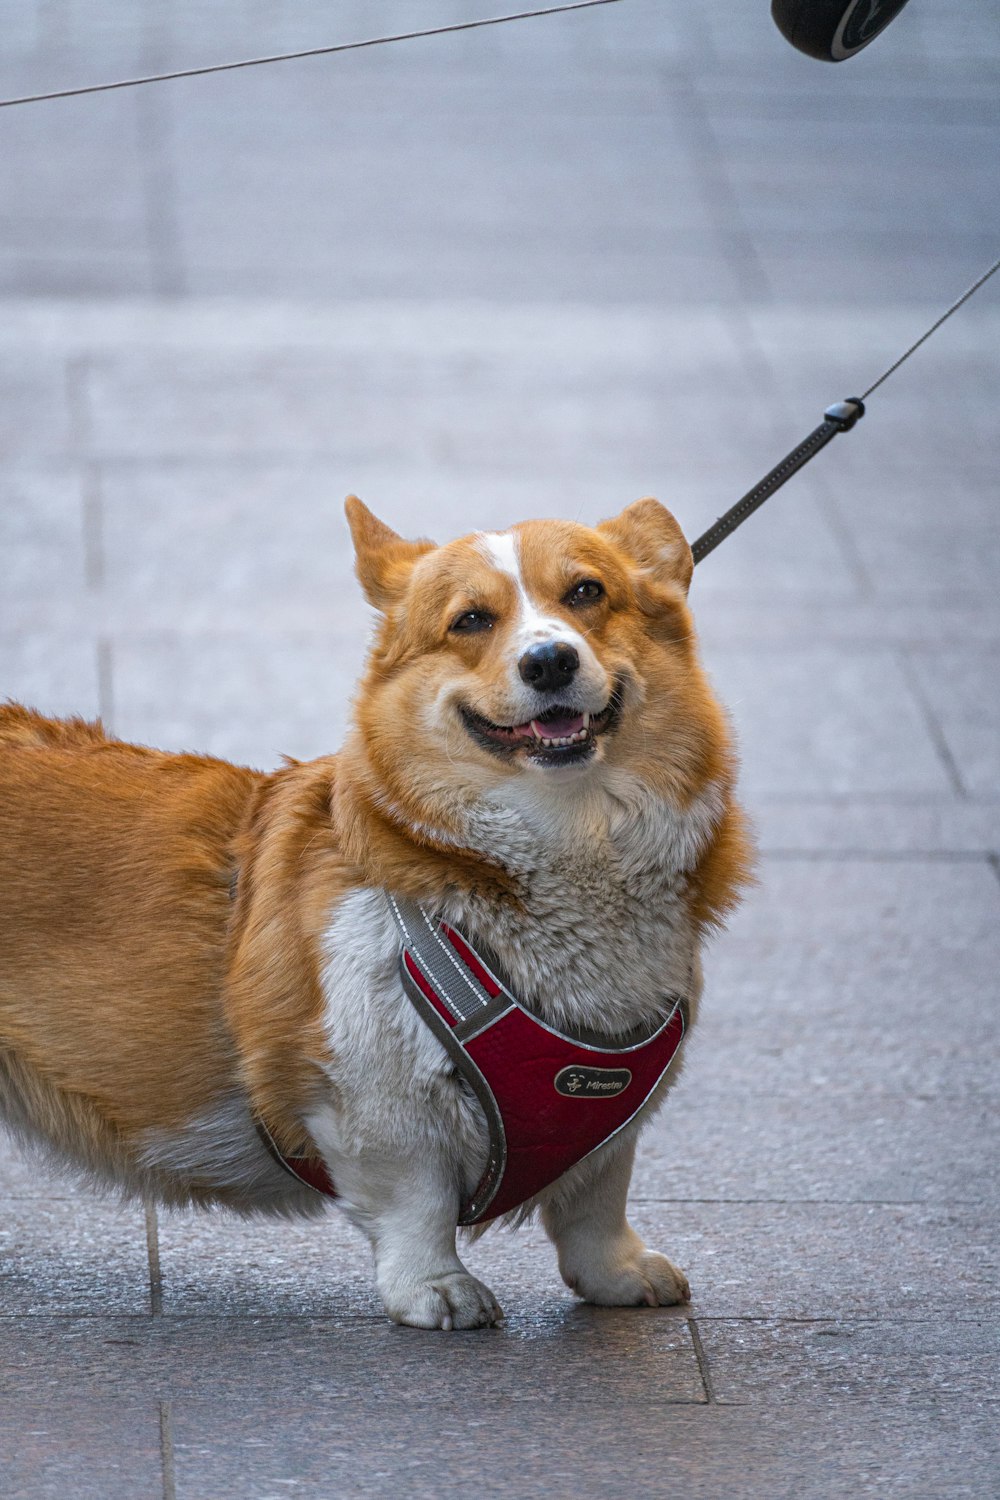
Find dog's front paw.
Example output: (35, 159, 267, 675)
(383, 1270, 505, 1331)
(568, 1248, 690, 1308)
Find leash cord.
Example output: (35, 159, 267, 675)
(0, 1, 620, 109)
(691, 253, 1000, 566)
(860, 252, 1000, 400)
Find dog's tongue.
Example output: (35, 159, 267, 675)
(530, 712, 586, 740)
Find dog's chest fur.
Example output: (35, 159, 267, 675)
(452, 774, 717, 1032)
(313, 775, 714, 1189)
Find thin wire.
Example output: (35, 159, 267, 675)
(861, 253, 1000, 399)
(0, 0, 622, 110)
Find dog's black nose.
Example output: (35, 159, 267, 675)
(518, 641, 580, 693)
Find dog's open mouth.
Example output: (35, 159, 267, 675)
(460, 687, 622, 767)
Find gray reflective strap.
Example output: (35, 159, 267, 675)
(388, 893, 509, 1223)
(387, 893, 505, 1026)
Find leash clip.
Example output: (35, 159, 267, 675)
(824, 397, 865, 432)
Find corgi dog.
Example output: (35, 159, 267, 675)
(0, 496, 751, 1330)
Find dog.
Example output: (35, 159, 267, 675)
(0, 495, 752, 1329)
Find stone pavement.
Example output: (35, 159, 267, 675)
(1, 1, 999, 1496)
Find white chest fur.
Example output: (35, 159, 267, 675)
(313, 888, 491, 1192)
(444, 770, 716, 1035)
(311, 774, 716, 1202)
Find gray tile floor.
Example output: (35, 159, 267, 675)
(1, 1, 999, 1495)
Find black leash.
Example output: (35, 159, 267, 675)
(691, 253, 1000, 566)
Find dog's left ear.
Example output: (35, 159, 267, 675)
(345, 496, 436, 611)
(597, 497, 693, 596)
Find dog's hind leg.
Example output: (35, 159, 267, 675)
(541, 1131, 689, 1307)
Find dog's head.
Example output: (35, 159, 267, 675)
(345, 496, 730, 803)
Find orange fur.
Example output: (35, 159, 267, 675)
(0, 497, 752, 1240)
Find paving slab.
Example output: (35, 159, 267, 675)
(95, 458, 858, 619)
(713, 856, 1000, 981)
(0, 1309, 703, 1405)
(0, 466, 89, 603)
(907, 648, 1000, 798)
(0, 296, 750, 362)
(152, 1196, 1000, 1327)
(110, 631, 362, 768)
(697, 599, 1000, 650)
(79, 348, 780, 469)
(97, 460, 367, 618)
(167, 69, 715, 241)
(646, 851, 1000, 1095)
(676, 995, 1000, 1100)
(682, 478, 862, 600)
(167, 1398, 1000, 1499)
(823, 466, 1000, 601)
(749, 802, 1000, 857)
(0, 357, 74, 459)
(633, 1089, 999, 1206)
(0, 1199, 151, 1316)
(458, 1201, 1000, 1325)
(707, 645, 955, 799)
(0, 91, 153, 299)
(0, 633, 101, 720)
(698, 1316, 1000, 1406)
(154, 1204, 378, 1320)
(0, 1403, 162, 1500)
(635, 1200, 998, 1323)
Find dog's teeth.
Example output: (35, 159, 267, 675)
(534, 728, 592, 750)
(533, 724, 592, 750)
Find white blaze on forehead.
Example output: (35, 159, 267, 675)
(476, 530, 586, 651)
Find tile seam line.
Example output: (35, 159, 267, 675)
(670, 1314, 1000, 1326)
(630, 1197, 989, 1207)
(896, 645, 969, 800)
(757, 849, 996, 863)
(661, 64, 772, 309)
(97, 638, 115, 730)
(687, 1315, 716, 1403)
(82, 459, 104, 591)
(160, 1400, 177, 1500)
(811, 468, 878, 597)
(145, 1199, 164, 1318)
(1, 1314, 991, 1327)
(0, 1192, 989, 1209)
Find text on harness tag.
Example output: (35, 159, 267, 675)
(554, 1065, 632, 1099)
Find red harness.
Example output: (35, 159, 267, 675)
(259, 896, 686, 1225)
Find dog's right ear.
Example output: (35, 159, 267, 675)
(344, 496, 436, 612)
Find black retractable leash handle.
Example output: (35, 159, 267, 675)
(690, 254, 1000, 567)
(771, 0, 914, 62)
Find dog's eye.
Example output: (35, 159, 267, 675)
(450, 609, 494, 634)
(566, 579, 604, 605)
